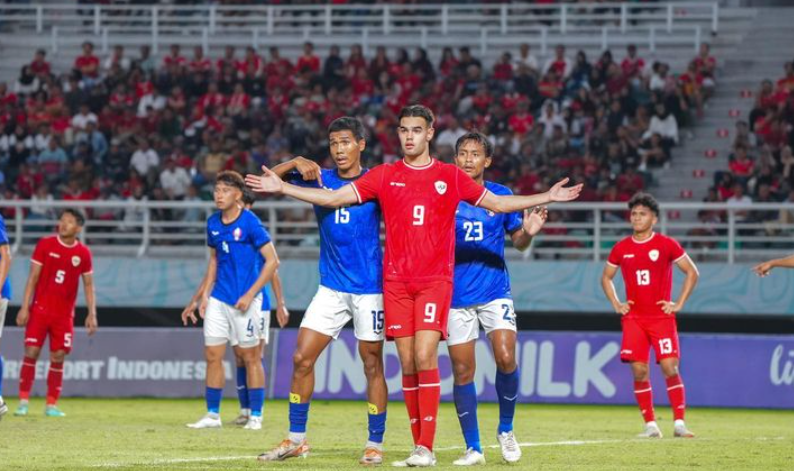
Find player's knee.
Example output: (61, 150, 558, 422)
(414, 348, 438, 371)
(204, 348, 224, 363)
(292, 350, 315, 374)
(631, 364, 650, 381)
(361, 351, 384, 379)
(452, 360, 474, 385)
(660, 362, 679, 378)
(50, 350, 66, 363)
(493, 350, 516, 373)
(234, 355, 245, 368)
(24, 346, 41, 360)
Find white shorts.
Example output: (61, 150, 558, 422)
(259, 309, 271, 344)
(447, 298, 517, 346)
(204, 295, 263, 348)
(301, 286, 384, 341)
(0, 298, 8, 338)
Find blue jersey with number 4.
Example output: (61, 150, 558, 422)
(207, 209, 271, 306)
(0, 214, 11, 299)
(452, 181, 522, 308)
(286, 168, 382, 294)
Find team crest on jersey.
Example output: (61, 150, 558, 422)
(649, 249, 659, 262)
(487, 210, 495, 217)
(434, 181, 447, 195)
(233, 227, 243, 241)
(71, 256, 81, 267)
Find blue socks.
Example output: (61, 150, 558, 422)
(205, 387, 223, 414)
(496, 368, 519, 434)
(0, 355, 4, 397)
(289, 400, 310, 433)
(236, 366, 249, 410)
(367, 409, 387, 444)
(453, 382, 481, 453)
(249, 388, 265, 417)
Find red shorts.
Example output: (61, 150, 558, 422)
(383, 280, 452, 340)
(24, 307, 75, 353)
(620, 316, 679, 364)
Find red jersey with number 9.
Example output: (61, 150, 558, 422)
(607, 232, 686, 319)
(352, 159, 487, 283)
(30, 236, 93, 317)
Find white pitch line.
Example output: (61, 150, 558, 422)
(92, 437, 789, 468)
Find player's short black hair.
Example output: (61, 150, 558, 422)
(628, 192, 660, 216)
(455, 130, 493, 158)
(61, 208, 86, 226)
(328, 116, 366, 141)
(399, 104, 435, 127)
(216, 170, 245, 193)
(241, 188, 256, 207)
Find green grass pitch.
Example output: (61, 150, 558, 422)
(0, 398, 792, 470)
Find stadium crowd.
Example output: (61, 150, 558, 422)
(0, 38, 714, 230)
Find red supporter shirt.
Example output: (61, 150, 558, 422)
(30, 236, 93, 317)
(607, 232, 686, 319)
(74, 55, 100, 77)
(351, 159, 488, 282)
(297, 55, 320, 73)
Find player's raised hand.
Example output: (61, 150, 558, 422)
(656, 300, 680, 315)
(85, 313, 99, 336)
(613, 300, 633, 316)
(294, 156, 323, 187)
(523, 206, 548, 236)
(235, 293, 255, 313)
(276, 304, 290, 328)
(548, 178, 584, 202)
(16, 306, 29, 327)
(245, 166, 284, 194)
(752, 261, 774, 277)
(181, 300, 198, 326)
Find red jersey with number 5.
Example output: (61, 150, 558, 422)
(607, 232, 686, 319)
(351, 159, 487, 283)
(30, 236, 93, 317)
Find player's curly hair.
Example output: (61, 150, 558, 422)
(328, 116, 366, 141)
(216, 170, 245, 193)
(399, 104, 435, 127)
(455, 130, 493, 158)
(628, 192, 660, 216)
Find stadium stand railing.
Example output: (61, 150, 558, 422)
(0, 2, 718, 56)
(1, 199, 791, 263)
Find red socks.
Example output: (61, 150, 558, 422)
(665, 375, 686, 421)
(417, 369, 441, 451)
(402, 374, 420, 445)
(46, 361, 65, 406)
(19, 357, 36, 401)
(633, 380, 655, 423)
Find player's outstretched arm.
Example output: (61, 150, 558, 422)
(753, 254, 794, 277)
(512, 206, 548, 251)
(601, 263, 633, 315)
(246, 165, 357, 208)
(658, 255, 700, 315)
(82, 272, 98, 336)
(271, 269, 290, 328)
(271, 156, 324, 186)
(480, 178, 583, 214)
(16, 262, 42, 327)
(235, 242, 280, 312)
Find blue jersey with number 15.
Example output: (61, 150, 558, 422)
(452, 181, 522, 308)
(286, 168, 382, 294)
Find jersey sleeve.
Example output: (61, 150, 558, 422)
(31, 238, 46, 266)
(667, 236, 687, 263)
(0, 216, 8, 246)
(455, 167, 488, 206)
(351, 164, 385, 204)
(206, 220, 216, 249)
(499, 187, 523, 234)
(606, 242, 623, 267)
(249, 215, 272, 249)
(82, 246, 94, 275)
(284, 170, 322, 189)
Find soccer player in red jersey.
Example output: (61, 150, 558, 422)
(601, 193, 699, 439)
(247, 105, 582, 466)
(14, 209, 97, 417)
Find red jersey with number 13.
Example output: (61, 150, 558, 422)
(607, 232, 686, 319)
(30, 236, 93, 317)
(352, 159, 487, 283)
